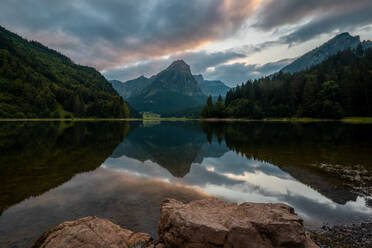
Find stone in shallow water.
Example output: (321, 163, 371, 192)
(32, 216, 152, 248)
(157, 198, 319, 248)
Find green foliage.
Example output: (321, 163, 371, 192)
(203, 48, 372, 119)
(0, 26, 130, 118)
(201, 95, 228, 118)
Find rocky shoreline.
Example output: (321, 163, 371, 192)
(310, 163, 372, 197)
(33, 198, 319, 248)
(309, 222, 372, 248)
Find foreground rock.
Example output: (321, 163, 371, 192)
(33, 198, 319, 248)
(158, 198, 318, 248)
(32, 216, 152, 248)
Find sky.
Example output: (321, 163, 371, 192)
(1, 0, 372, 86)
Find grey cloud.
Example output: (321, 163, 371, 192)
(103, 50, 246, 81)
(279, 5, 372, 44)
(254, 0, 372, 45)
(204, 58, 294, 87)
(0, 0, 257, 69)
(254, 0, 371, 31)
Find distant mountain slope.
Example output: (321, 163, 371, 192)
(193, 74, 230, 97)
(362, 40, 372, 50)
(125, 60, 207, 114)
(281, 32, 361, 74)
(110, 76, 150, 99)
(0, 25, 129, 118)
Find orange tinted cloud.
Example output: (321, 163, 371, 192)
(0, 0, 260, 70)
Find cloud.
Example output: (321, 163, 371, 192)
(103, 50, 246, 81)
(204, 58, 294, 86)
(104, 50, 293, 86)
(254, 0, 370, 30)
(254, 0, 372, 44)
(279, 5, 372, 44)
(0, 0, 260, 70)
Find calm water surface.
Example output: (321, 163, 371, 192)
(0, 121, 371, 247)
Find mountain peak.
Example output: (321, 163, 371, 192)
(166, 60, 191, 72)
(335, 32, 352, 38)
(331, 32, 360, 42)
(137, 75, 147, 80)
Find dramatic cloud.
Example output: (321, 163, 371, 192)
(104, 50, 246, 81)
(279, 4, 372, 44)
(1, 0, 371, 85)
(0, 0, 260, 69)
(105, 53, 293, 86)
(204, 58, 294, 86)
(254, 0, 372, 44)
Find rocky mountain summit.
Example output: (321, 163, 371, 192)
(111, 60, 207, 114)
(33, 198, 318, 248)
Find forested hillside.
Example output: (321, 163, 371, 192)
(0, 26, 129, 118)
(202, 47, 372, 119)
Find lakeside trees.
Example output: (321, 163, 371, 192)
(201, 48, 372, 119)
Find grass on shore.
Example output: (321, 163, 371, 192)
(0, 118, 142, 122)
(1, 117, 372, 123)
(261, 117, 372, 123)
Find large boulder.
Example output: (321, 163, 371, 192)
(32, 216, 152, 248)
(157, 198, 318, 248)
(32, 199, 319, 248)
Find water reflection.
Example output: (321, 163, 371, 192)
(0, 168, 205, 247)
(0, 121, 129, 214)
(0, 121, 372, 248)
(104, 121, 372, 226)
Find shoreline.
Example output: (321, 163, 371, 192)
(1, 116, 372, 123)
(309, 222, 372, 248)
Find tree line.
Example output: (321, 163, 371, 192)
(202, 46, 372, 119)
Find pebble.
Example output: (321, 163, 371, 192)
(310, 222, 372, 248)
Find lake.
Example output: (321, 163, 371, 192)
(0, 120, 371, 247)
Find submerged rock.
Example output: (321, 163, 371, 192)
(157, 198, 318, 248)
(32, 216, 152, 248)
(33, 199, 319, 248)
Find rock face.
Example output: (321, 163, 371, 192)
(157, 198, 318, 248)
(32, 216, 152, 248)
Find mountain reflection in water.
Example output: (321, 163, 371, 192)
(0, 121, 371, 248)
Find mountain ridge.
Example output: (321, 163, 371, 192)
(110, 60, 208, 114)
(281, 32, 361, 74)
(193, 74, 230, 98)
